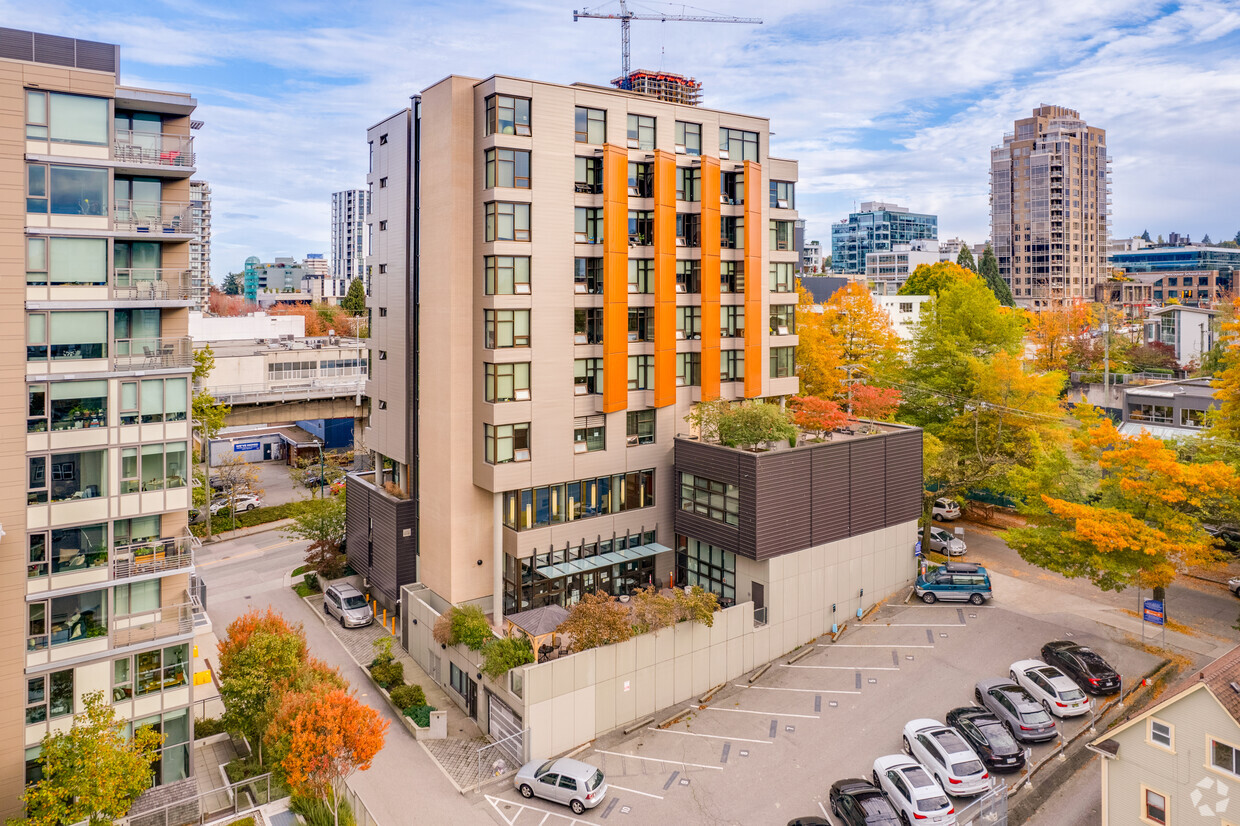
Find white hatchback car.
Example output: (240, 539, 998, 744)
(902, 719, 991, 797)
(1010, 659, 1092, 718)
(932, 498, 962, 521)
(872, 755, 957, 825)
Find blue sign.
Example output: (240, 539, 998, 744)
(233, 441, 261, 452)
(913, 541, 922, 557)
(1143, 599, 1165, 626)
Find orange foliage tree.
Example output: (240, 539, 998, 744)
(819, 281, 902, 385)
(794, 279, 845, 398)
(218, 607, 306, 675)
(207, 292, 257, 317)
(263, 658, 348, 775)
(1004, 405, 1240, 590)
(850, 384, 902, 421)
(268, 302, 352, 337)
(1026, 302, 1094, 372)
(280, 688, 387, 826)
(789, 395, 848, 438)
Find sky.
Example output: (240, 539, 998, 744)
(7, 0, 1240, 281)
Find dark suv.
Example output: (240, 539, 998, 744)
(828, 779, 900, 825)
(946, 706, 1026, 772)
(1041, 641, 1120, 695)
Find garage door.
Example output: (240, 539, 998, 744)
(487, 692, 524, 765)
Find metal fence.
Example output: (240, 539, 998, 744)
(125, 773, 275, 826)
(955, 781, 1008, 825)
(477, 728, 528, 789)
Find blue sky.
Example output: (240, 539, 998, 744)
(7, 0, 1239, 280)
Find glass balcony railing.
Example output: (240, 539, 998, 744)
(112, 596, 194, 648)
(111, 534, 194, 580)
(114, 130, 195, 169)
(112, 337, 194, 370)
(112, 268, 194, 301)
(112, 200, 192, 234)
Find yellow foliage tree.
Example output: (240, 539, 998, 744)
(818, 281, 902, 385)
(794, 279, 845, 398)
(1026, 302, 1095, 372)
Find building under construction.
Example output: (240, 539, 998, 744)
(612, 69, 702, 105)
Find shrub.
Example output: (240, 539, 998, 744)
(224, 756, 265, 784)
(302, 572, 320, 592)
(481, 636, 535, 680)
(389, 684, 426, 710)
(369, 659, 404, 689)
(225, 819, 256, 826)
(372, 635, 394, 665)
(432, 611, 454, 647)
(194, 717, 227, 738)
(405, 704, 436, 728)
(290, 792, 356, 826)
(450, 604, 494, 651)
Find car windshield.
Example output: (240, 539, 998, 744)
(586, 769, 604, 791)
(979, 722, 1018, 750)
(1061, 688, 1085, 701)
(951, 759, 984, 776)
(343, 595, 367, 609)
(917, 796, 950, 812)
(534, 760, 555, 778)
(1021, 708, 1052, 725)
(931, 730, 968, 753)
(904, 766, 935, 788)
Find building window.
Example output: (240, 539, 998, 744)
(1181, 408, 1207, 428)
(28, 523, 107, 578)
(770, 305, 796, 335)
(25, 379, 108, 432)
(677, 306, 701, 340)
(574, 308, 604, 344)
(574, 157, 602, 193)
(484, 256, 531, 295)
(379, 177, 388, 188)
(573, 415, 606, 453)
(628, 259, 653, 294)
(770, 220, 795, 251)
(484, 309, 531, 348)
(677, 353, 701, 387)
(677, 260, 700, 294)
(626, 410, 655, 446)
(501, 470, 655, 530)
(720, 128, 758, 162)
(627, 162, 653, 198)
(1148, 719, 1173, 750)
(117, 377, 188, 426)
(134, 708, 190, 786)
(26, 91, 108, 145)
(721, 216, 745, 249)
(379, 134, 388, 145)
(25, 670, 73, 724)
(680, 473, 739, 526)
(769, 180, 795, 209)
(484, 422, 530, 464)
(627, 114, 655, 150)
(450, 661, 470, 698)
(1212, 739, 1240, 776)
(1142, 788, 1167, 825)
(721, 261, 744, 293)
(378, 221, 387, 231)
(628, 308, 654, 342)
(676, 167, 700, 201)
(676, 536, 735, 603)
(899, 301, 913, 314)
(575, 207, 603, 244)
(721, 170, 744, 204)
(574, 257, 604, 294)
(675, 121, 701, 155)
(485, 148, 531, 189)
(574, 358, 604, 396)
(721, 305, 745, 337)
(28, 449, 107, 505)
(770, 346, 796, 378)
(629, 210, 654, 246)
(721, 349, 744, 382)
(485, 94, 531, 136)
(114, 643, 190, 700)
(28, 590, 108, 650)
(676, 213, 700, 247)
(485, 202, 531, 242)
(26, 310, 108, 362)
(574, 106, 606, 144)
(485, 362, 531, 402)
(119, 442, 188, 493)
(628, 355, 654, 390)
(26, 237, 107, 286)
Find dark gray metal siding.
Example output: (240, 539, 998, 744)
(753, 450, 812, 558)
(848, 439, 886, 535)
(810, 442, 851, 545)
(345, 475, 418, 608)
(0, 28, 118, 73)
(883, 429, 923, 525)
(671, 439, 745, 552)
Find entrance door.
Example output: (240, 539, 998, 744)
(465, 675, 478, 719)
(752, 582, 765, 612)
(262, 443, 272, 460)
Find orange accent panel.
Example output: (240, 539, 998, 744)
(652, 150, 677, 408)
(699, 156, 722, 401)
(602, 144, 630, 413)
(743, 160, 763, 398)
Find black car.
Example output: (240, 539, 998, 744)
(786, 820, 829, 826)
(1208, 525, 1240, 555)
(828, 779, 901, 826)
(1041, 640, 1121, 695)
(946, 706, 1026, 773)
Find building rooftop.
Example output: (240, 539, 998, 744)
(678, 419, 917, 454)
(1125, 378, 1217, 401)
(196, 336, 366, 357)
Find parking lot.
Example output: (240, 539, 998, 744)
(479, 598, 1163, 826)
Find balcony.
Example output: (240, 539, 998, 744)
(113, 130, 195, 173)
(111, 533, 194, 580)
(112, 200, 192, 235)
(112, 597, 194, 647)
(112, 337, 194, 371)
(112, 268, 194, 302)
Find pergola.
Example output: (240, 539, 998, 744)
(504, 604, 569, 661)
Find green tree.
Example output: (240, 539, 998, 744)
(823, 255, 833, 270)
(898, 261, 970, 297)
(284, 495, 348, 580)
(341, 278, 367, 316)
(1140, 229, 1151, 242)
(1202, 233, 1212, 245)
(1156, 234, 1165, 245)
(221, 629, 308, 763)
(221, 271, 243, 296)
(979, 244, 1015, 306)
(716, 401, 797, 449)
(193, 345, 230, 540)
(956, 244, 977, 272)
(18, 692, 163, 826)
(480, 636, 535, 680)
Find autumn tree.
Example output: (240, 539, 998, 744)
(263, 658, 348, 776)
(1125, 341, 1177, 372)
(211, 455, 264, 530)
(1209, 299, 1240, 439)
(207, 291, 254, 316)
(558, 592, 635, 652)
(219, 609, 308, 763)
(18, 692, 163, 826)
(956, 244, 977, 272)
(280, 688, 387, 826)
(1005, 405, 1240, 590)
(219, 608, 306, 674)
(818, 281, 902, 386)
(850, 384, 902, 422)
(789, 395, 848, 438)
(284, 494, 347, 580)
(979, 245, 1014, 307)
(716, 400, 797, 449)
(1027, 302, 1094, 372)
(898, 261, 970, 297)
(794, 279, 845, 397)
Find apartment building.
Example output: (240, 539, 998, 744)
(188, 179, 211, 310)
(1, 27, 198, 814)
(990, 105, 1111, 308)
(347, 74, 802, 619)
(865, 239, 939, 295)
(831, 202, 937, 275)
(330, 188, 369, 296)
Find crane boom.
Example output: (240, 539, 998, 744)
(573, 2, 761, 90)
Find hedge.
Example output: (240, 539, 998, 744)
(191, 499, 319, 537)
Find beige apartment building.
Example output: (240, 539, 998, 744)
(1, 28, 198, 815)
(347, 74, 802, 621)
(990, 105, 1111, 308)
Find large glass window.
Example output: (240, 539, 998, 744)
(676, 167, 700, 202)
(677, 353, 701, 387)
(484, 256, 531, 295)
(721, 349, 745, 382)
(112, 515, 161, 550)
(121, 643, 190, 698)
(675, 121, 701, 155)
(769, 180, 795, 209)
(575, 207, 603, 244)
(770, 220, 795, 251)
(484, 423, 530, 464)
(628, 355, 654, 390)
(574, 107, 606, 144)
(485, 202, 531, 242)
(115, 579, 160, 615)
(770, 262, 795, 292)
(33, 523, 108, 576)
(485, 95, 531, 136)
(27, 91, 108, 145)
(26, 237, 107, 286)
(574, 358, 604, 395)
(573, 416, 606, 453)
(720, 128, 759, 162)
(27, 164, 108, 215)
(574, 308, 604, 344)
(626, 409, 655, 445)
(26, 380, 107, 431)
(25, 670, 73, 724)
(680, 473, 739, 526)
(29, 450, 106, 503)
(676, 536, 736, 603)
(770, 305, 796, 335)
(27, 311, 107, 362)
(627, 162, 653, 198)
(485, 362, 531, 402)
(485, 148, 531, 189)
(119, 377, 187, 425)
(502, 469, 655, 530)
(484, 309, 531, 348)
(628, 259, 653, 294)
(627, 114, 655, 150)
(134, 709, 190, 786)
(574, 157, 602, 193)
(721, 305, 745, 337)
(123, 442, 187, 492)
(770, 346, 796, 378)
(574, 257, 604, 294)
(29, 590, 109, 648)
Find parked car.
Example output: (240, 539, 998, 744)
(945, 706, 1026, 773)
(1040, 641, 1121, 695)
(926, 526, 967, 556)
(871, 755, 956, 826)
(915, 562, 992, 605)
(786, 820, 830, 826)
(323, 583, 373, 628)
(1206, 524, 1240, 554)
(932, 498, 962, 521)
(209, 475, 230, 492)
(901, 719, 991, 797)
(1231, 576, 1240, 598)
(974, 678, 1057, 743)
(514, 758, 607, 815)
(1010, 659, 1092, 718)
(209, 493, 262, 515)
(828, 778, 901, 825)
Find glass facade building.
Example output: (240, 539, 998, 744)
(1111, 247, 1240, 279)
(830, 202, 937, 274)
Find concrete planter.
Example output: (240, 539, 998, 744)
(373, 681, 446, 740)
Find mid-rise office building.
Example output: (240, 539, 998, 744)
(1111, 245, 1240, 286)
(990, 105, 1111, 308)
(1, 27, 198, 814)
(866, 240, 940, 295)
(330, 188, 369, 296)
(831, 202, 937, 274)
(189, 179, 211, 311)
(801, 239, 823, 273)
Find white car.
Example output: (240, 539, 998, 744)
(1010, 659, 1092, 718)
(932, 497, 962, 521)
(872, 755, 957, 825)
(928, 526, 967, 556)
(1230, 576, 1240, 598)
(902, 719, 991, 797)
(210, 493, 262, 515)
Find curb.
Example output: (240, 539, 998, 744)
(196, 518, 297, 543)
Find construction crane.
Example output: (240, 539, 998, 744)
(573, 2, 761, 91)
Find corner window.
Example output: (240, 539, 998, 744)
(485, 94, 531, 136)
(680, 473, 739, 526)
(484, 256, 531, 295)
(27, 91, 108, 145)
(26, 237, 107, 286)
(485, 362, 531, 403)
(627, 114, 655, 150)
(484, 309, 531, 348)
(28, 590, 108, 650)
(573, 415, 605, 453)
(769, 180, 795, 209)
(574, 107, 606, 144)
(675, 121, 701, 155)
(29, 450, 107, 504)
(719, 128, 758, 162)
(485, 202, 531, 242)
(626, 409, 654, 445)
(485, 148, 531, 189)
(485, 423, 530, 464)
(25, 670, 73, 724)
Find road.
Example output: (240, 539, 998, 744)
(196, 530, 487, 824)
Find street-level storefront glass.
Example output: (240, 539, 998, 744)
(503, 531, 660, 612)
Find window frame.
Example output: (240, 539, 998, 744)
(627, 114, 656, 150)
(25, 669, 73, 724)
(575, 207, 604, 244)
(484, 422, 531, 465)
(574, 156, 603, 194)
(573, 415, 606, 454)
(1147, 718, 1174, 752)
(484, 255, 532, 295)
(719, 128, 759, 162)
(484, 147, 531, 190)
(627, 355, 655, 390)
(574, 257, 604, 294)
(574, 106, 606, 144)
(574, 358, 604, 396)
(679, 472, 739, 526)
(770, 346, 796, 378)
(628, 258, 653, 294)
(1140, 785, 1167, 826)
(769, 180, 795, 210)
(485, 201, 531, 242)
(721, 349, 745, 382)
(484, 362, 531, 403)
(674, 121, 701, 155)
(1210, 736, 1240, 778)
(484, 309, 532, 349)
(485, 94, 531, 137)
(626, 409, 655, 446)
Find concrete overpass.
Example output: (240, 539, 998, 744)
(212, 378, 369, 428)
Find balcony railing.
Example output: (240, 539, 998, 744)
(112, 268, 194, 301)
(114, 130, 195, 168)
(113, 337, 194, 370)
(112, 597, 194, 647)
(111, 534, 194, 580)
(209, 375, 367, 405)
(112, 200, 192, 234)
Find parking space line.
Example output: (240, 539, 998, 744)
(539, 812, 550, 826)
(819, 801, 831, 819)
(736, 683, 862, 694)
(485, 795, 587, 826)
(882, 623, 966, 627)
(704, 706, 819, 719)
(664, 771, 680, 788)
(821, 643, 935, 648)
(782, 664, 900, 671)
(609, 784, 664, 800)
(647, 727, 774, 745)
(600, 798, 617, 819)
(592, 749, 724, 771)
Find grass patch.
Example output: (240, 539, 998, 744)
(292, 564, 310, 576)
(225, 819, 256, 826)
(191, 499, 320, 537)
(293, 581, 317, 598)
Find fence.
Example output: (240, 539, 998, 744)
(338, 779, 383, 826)
(125, 773, 275, 826)
(955, 781, 1008, 825)
(476, 728, 528, 790)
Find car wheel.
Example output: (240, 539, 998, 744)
(873, 770, 881, 788)
(933, 514, 942, 521)
(339, 615, 346, 628)
(969, 593, 985, 606)
(570, 799, 585, 815)
(519, 784, 533, 799)
(246, 503, 257, 511)
(1009, 670, 1018, 681)
(922, 592, 937, 604)
(1043, 700, 1054, 718)
(830, 798, 840, 816)
(902, 735, 912, 755)
(974, 688, 984, 704)
(900, 813, 911, 826)
(1234, 586, 1240, 598)
(323, 601, 329, 615)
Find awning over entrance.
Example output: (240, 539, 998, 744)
(534, 542, 671, 580)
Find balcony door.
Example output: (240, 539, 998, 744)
(114, 177, 162, 223)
